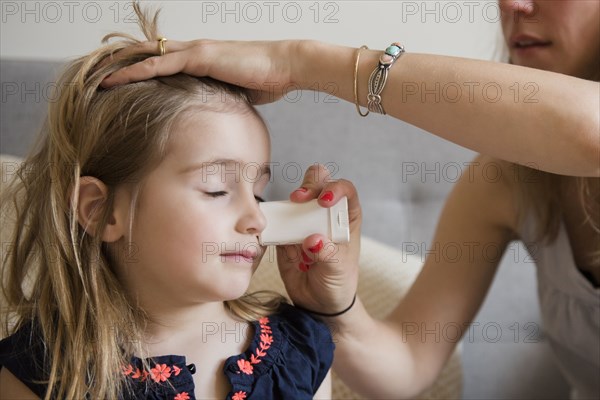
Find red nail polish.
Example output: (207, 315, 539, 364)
(308, 240, 323, 254)
(302, 252, 312, 263)
(320, 191, 334, 202)
(299, 263, 310, 272)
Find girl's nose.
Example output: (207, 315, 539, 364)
(236, 197, 267, 236)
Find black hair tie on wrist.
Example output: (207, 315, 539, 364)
(295, 294, 357, 318)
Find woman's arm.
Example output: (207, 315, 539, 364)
(298, 41, 599, 177)
(328, 154, 519, 398)
(102, 40, 600, 177)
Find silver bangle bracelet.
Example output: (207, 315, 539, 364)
(367, 43, 405, 115)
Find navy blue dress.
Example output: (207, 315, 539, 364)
(0, 304, 334, 399)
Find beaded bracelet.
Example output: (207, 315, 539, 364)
(366, 43, 405, 115)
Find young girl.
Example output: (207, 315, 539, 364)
(0, 5, 337, 399)
(102, 0, 599, 398)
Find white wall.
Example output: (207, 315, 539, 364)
(1, 0, 503, 61)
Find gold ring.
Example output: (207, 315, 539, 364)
(158, 37, 168, 56)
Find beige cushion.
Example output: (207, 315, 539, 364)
(1, 154, 462, 399)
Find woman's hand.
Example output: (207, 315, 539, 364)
(276, 164, 361, 316)
(101, 39, 301, 104)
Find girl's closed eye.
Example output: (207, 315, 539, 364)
(205, 191, 266, 203)
(205, 191, 228, 198)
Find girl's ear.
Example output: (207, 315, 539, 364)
(77, 176, 127, 242)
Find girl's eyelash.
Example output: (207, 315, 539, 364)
(205, 191, 265, 203)
(206, 191, 228, 197)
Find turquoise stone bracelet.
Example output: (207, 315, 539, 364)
(367, 42, 406, 115)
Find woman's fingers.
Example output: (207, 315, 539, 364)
(100, 39, 296, 102)
(300, 234, 338, 265)
(317, 178, 361, 223)
(101, 46, 205, 87)
(291, 165, 361, 227)
(99, 39, 298, 106)
(290, 164, 332, 202)
(110, 38, 192, 60)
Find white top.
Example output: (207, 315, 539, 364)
(521, 218, 600, 400)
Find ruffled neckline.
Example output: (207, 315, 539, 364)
(123, 315, 282, 400)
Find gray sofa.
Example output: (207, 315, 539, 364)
(0, 59, 570, 399)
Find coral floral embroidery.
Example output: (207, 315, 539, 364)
(123, 365, 149, 382)
(237, 316, 273, 375)
(122, 364, 134, 375)
(232, 391, 247, 400)
(150, 363, 172, 382)
(123, 363, 189, 400)
(172, 365, 182, 376)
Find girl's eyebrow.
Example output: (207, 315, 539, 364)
(179, 158, 272, 178)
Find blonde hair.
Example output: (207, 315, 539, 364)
(514, 167, 599, 265)
(0, 3, 284, 399)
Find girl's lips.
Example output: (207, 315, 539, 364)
(220, 250, 258, 263)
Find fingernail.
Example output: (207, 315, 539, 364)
(302, 251, 312, 263)
(320, 191, 334, 202)
(294, 187, 308, 193)
(299, 263, 310, 272)
(308, 240, 323, 254)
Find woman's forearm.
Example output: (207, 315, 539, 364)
(327, 298, 434, 399)
(296, 40, 600, 177)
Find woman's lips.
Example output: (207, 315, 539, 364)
(514, 41, 552, 48)
(510, 34, 552, 50)
(510, 35, 552, 59)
